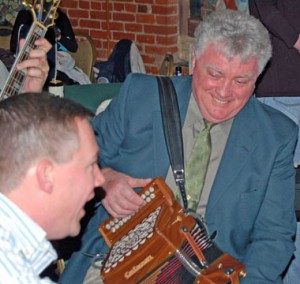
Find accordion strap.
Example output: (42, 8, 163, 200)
(156, 76, 188, 209)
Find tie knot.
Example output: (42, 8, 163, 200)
(203, 120, 215, 131)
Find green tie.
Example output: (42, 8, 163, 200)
(185, 121, 215, 211)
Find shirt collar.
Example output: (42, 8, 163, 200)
(0, 193, 57, 274)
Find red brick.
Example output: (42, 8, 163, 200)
(69, 10, 89, 18)
(113, 3, 125, 11)
(156, 0, 177, 4)
(125, 3, 137, 13)
(125, 23, 143, 33)
(107, 22, 125, 31)
(112, 13, 135, 22)
(136, 0, 155, 4)
(157, 35, 178, 45)
(90, 11, 108, 19)
(136, 14, 155, 24)
(91, 1, 101, 10)
(136, 34, 156, 44)
(60, 0, 78, 9)
(79, 0, 90, 9)
(90, 29, 108, 39)
(79, 19, 101, 29)
(152, 5, 177, 15)
(112, 32, 136, 41)
(156, 14, 178, 25)
(144, 25, 178, 35)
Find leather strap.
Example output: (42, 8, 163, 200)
(156, 76, 188, 209)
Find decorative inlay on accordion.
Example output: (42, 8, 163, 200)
(99, 177, 246, 283)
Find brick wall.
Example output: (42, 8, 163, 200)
(60, 0, 180, 74)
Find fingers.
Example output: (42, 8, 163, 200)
(33, 38, 52, 53)
(103, 187, 144, 218)
(17, 38, 51, 92)
(17, 38, 51, 70)
(101, 168, 151, 218)
(18, 59, 47, 78)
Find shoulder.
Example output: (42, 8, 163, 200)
(241, 97, 298, 139)
(17, 9, 31, 18)
(123, 73, 192, 96)
(15, 9, 32, 22)
(111, 73, 192, 115)
(56, 9, 68, 20)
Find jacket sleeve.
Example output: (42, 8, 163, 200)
(91, 74, 134, 169)
(55, 10, 78, 52)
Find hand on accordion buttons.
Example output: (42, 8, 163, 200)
(100, 167, 151, 218)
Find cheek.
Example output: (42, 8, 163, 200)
(235, 87, 254, 105)
(193, 74, 219, 100)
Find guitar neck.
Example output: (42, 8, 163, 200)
(0, 22, 47, 101)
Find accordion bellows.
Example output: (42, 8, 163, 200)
(99, 177, 246, 284)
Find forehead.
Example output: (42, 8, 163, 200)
(197, 44, 259, 77)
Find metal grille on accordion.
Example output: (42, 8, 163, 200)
(99, 177, 246, 284)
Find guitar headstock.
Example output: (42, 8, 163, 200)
(23, 0, 61, 28)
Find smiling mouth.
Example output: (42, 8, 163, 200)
(213, 97, 229, 104)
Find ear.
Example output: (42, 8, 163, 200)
(36, 160, 54, 193)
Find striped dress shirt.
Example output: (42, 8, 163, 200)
(0, 193, 57, 283)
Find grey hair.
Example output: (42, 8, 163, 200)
(194, 10, 272, 74)
(0, 92, 94, 193)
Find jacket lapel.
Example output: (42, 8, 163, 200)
(206, 98, 258, 213)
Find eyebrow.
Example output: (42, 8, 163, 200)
(207, 64, 254, 79)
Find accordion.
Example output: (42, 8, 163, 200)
(99, 177, 246, 284)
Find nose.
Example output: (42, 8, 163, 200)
(216, 80, 232, 98)
(94, 164, 105, 187)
